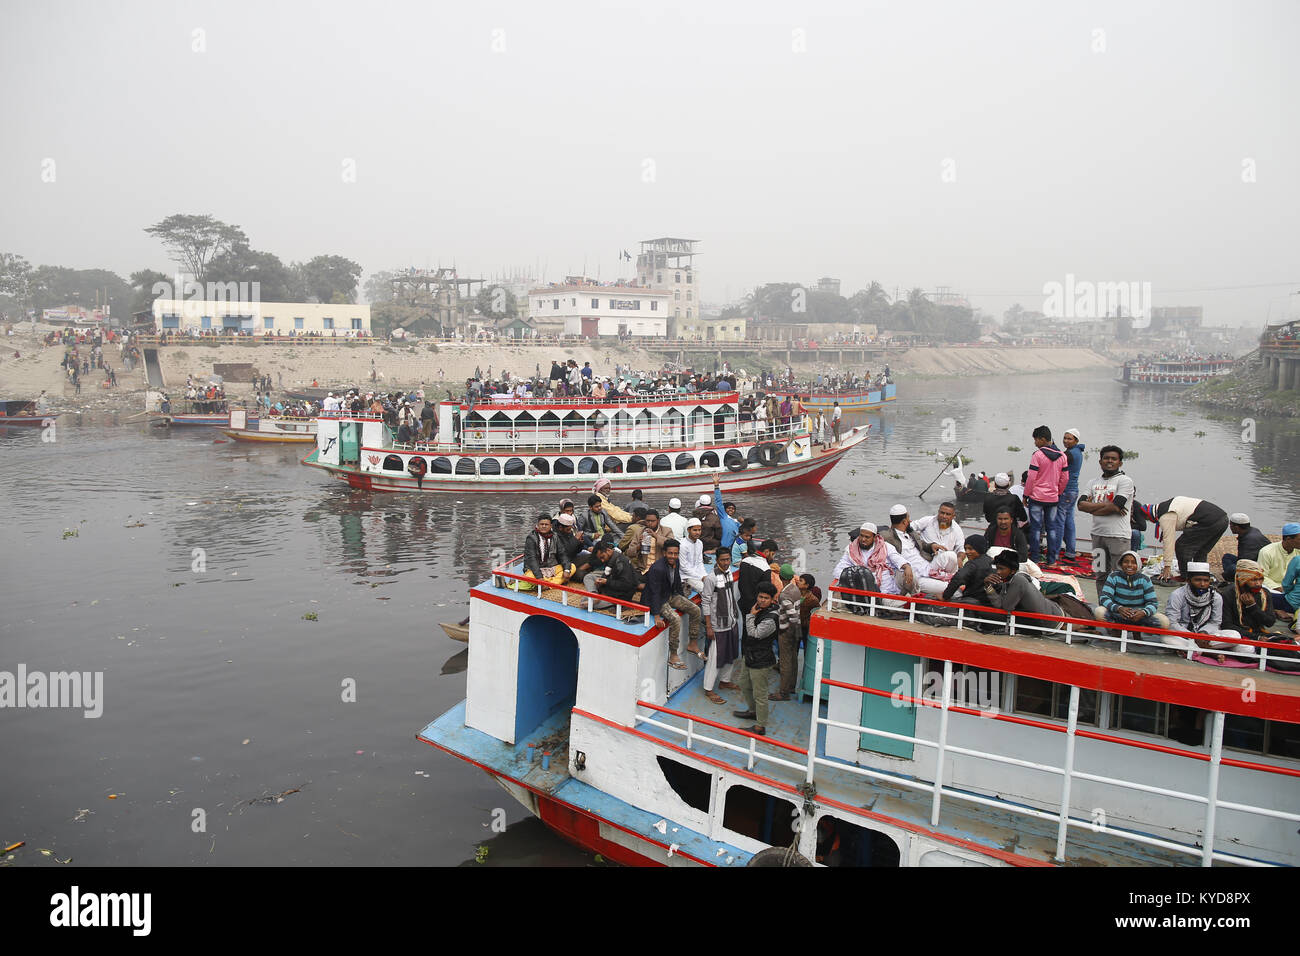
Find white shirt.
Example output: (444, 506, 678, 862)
(661, 512, 688, 541)
(678, 535, 706, 585)
(911, 514, 965, 553)
(832, 406, 842, 421)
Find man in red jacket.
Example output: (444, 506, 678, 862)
(1023, 425, 1069, 566)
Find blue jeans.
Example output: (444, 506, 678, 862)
(1054, 492, 1077, 557)
(1026, 499, 1061, 563)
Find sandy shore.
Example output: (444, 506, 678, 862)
(0, 323, 1118, 413)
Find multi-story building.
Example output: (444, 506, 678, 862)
(635, 237, 700, 338)
(677, 315, 748, 342)
(152, 299, 371, 335)
(815, 277, 841, 297)
(528, 279, 670, 338)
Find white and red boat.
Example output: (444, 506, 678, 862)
(219, 408, 316, 444)
(302, 391, 868, 494)
(419, 569, 1299, 866)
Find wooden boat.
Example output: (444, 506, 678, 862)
(770, 383, 897, 411)
(219, 408, 316, 443)
(1117, 358, 1234, 387)
(439, 619, 470, 642)
(162, 398, 258, 427)
(0, 399, 58, 427)
(303, 392, 870, 494)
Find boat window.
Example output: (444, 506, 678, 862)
(655, 757, 710, 812)
(813, 815, 901, 867)
(628, 455, 647, 473)
(603, 456, 623, 473)
(382, 455, 404, 471)
(1223, 716, 1300, 759)
(455, 458, 476, 475)
(699, 451, 719, 468)
(723, 449, 745, 470)
(675, 452, 695, 470)
(1109, 697, 1205, 747)
(651, 454, 672, 472)
(530, 457, 550, 475)
(747, 446, 764, 464)
(504, 457, 525, 476)
(479, 458, 501, 475)
(1012, 675, 1099, 726)
(918, 661, 1012, 715)
(554, 457, 574, 475)
(578, 457, 599, 474)
(431, 457, 452, 474)
(722, 784, 797, 846)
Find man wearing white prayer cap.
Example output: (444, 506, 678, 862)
(1224, 514, 1270, 579)
(678, 517, 707, 591)
(880, 504, 955, 598)
(831, 520, 910, 596)
(661, 497, 688, 541)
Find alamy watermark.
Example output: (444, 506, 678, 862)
(1042, 274, 1152, 327)
(151, 273, 261, 306)
(1, 664, 103, 718)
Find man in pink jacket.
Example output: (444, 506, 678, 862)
(1023, 425, 1070, 565)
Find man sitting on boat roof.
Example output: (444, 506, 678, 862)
(880, 505, 959, 597)
(1223, 513, 1270, 580)
(1095, 550, 1172, 647)
(645, 539, 702, 671)
(591, 478, 635, 524)
(982, 473, 1028, 527)
(620, 509, 672, 574)
(522, 514, 576, 590)
(954, 551, 1062, 633)
(911, 501, 965, 555)
(1165, 563, 1244, 657)
(583, 539, 643, 609)
(831, 522, 910, 596)
(1256, 523, 1300, 617)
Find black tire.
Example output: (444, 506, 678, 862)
(407, 457, 427, 478)
(757, 443, 781, 468)
(747, 846, 814, 867)
(726, 456, 748, 473)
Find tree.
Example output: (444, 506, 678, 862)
(143, 214, 248, 283)
(474, 285, 518, 319)
(205, 245, 297, 301)
(129, 269, 171, 316)
(363, 270, 398, 305)
(0, 253, 32, 320)
(298, 255, 362, 304)
(27, 266, 132, 323)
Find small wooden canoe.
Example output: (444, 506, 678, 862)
(439, 619, 470, 642)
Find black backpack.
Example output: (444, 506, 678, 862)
(839, 566, 879, 615)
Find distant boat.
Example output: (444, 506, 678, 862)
(1117, 358, 1234, 387)
(770, 383, 897, 411)
(219, 408, 316, 444)
(0, 399, 58, 427)
(439, 619, 470, 643)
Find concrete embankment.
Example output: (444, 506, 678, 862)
(888, 346, 1113, 377)
(1186, 361, 1300, 419)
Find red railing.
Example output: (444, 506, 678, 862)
(826, 583, 1295, 666)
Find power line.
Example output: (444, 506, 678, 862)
(964, 281, 1300, 297)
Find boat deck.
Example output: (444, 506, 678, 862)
(638, 667, 1260, 866)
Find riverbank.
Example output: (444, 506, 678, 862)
(1185, 362, 1300, 419)
(0, 324, 1118, 414)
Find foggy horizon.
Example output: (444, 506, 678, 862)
(2, 0, 1296, 326)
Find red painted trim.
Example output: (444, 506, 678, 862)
(472, 588, 660, 646)
(360, 433, 814, 460)
(570, 708, 1050, 867)
(465, 393, 740, 412)
(810, 614, 1300, 723)
(416, 732, 712, 866)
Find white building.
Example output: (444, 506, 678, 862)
(635, 237, 700, 337)
(152, 299, 371, 335)
(529, 281, 669, 338)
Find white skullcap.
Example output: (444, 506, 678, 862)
(1064, 428, 1081, 440)
(697, 494, 712, 506)
(860, 522, 878, 533)
(686, 517, 701, 528)
(555, 513, 575, 527)
(1229, 513, 1250, 525)
(994, 473, 1011, 487)
(889, 504, 908, 517)
(1185, 562, 1211, 574)
(669, 498, 681, 509)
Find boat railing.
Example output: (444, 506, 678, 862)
(467, 390, 739, 409)
(489, 557, 653, 627)
(454, 418, 811, 454)
(825, 584, 1295, 670)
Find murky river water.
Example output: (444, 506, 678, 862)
(2, 368, 1297, 865)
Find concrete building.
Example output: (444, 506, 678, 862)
(677, 315, 748, 342)
(528, 280, 670, 338)
(635, 237, 700, 337)
(152, 299, 371, 335)
(815, 277, 841, 297)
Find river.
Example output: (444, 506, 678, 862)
(2, 368, 1297, 865)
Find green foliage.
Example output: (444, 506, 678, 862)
(474, 284, 519, 319)
(475, 845, 489, 864)
(301, 612, 318, 621)
(144, 214, 248, 282)
(1007, 445, 1021, 451)
(298, 255, 362, 304)
(205, 245, 301, 301)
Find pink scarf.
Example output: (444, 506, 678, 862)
(849, 535, 891, 582)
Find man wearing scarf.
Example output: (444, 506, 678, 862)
(700, 549, 741, 705)
(1166, 562, 1243, 654)
(522, 514, 566, 590)
(831, 522, 911, 594)
(1219, 559, 1285, 639)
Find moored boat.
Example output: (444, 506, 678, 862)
(419, 568, 1300, 866)
(219, 408, 316, 443)
(1117, 358, 1234, 387)
(302, 391, 869, 494)
(770, 383, 897, 411)
(0, 399, 59, 427)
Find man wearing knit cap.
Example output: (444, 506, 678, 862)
(1054, 428, 1085, 561)
(1223, 514, 1270, 579)
(983, 472, 1028, 527)
(693, 493, 723, 553)
(1256, 523, 1300, 615)
(772, 563, 802, 701)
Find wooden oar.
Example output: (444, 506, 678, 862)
(918, 447, 963, 499)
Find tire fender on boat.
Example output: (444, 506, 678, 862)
(407, 455, 427, 489)
(746, 846, 813, 867)
(757, 443, 782, 468)
(726, 456, 748, 473)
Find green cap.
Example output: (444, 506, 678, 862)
(779, 563, 795, 580)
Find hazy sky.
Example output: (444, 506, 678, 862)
(2, 0, 1296, 325)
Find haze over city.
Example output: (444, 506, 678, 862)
(2, 0, 1296, 324)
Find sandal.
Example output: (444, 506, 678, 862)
(768, 693, 791, 701)
(668, 657, 687, 670)
(705, 691, 726, 704)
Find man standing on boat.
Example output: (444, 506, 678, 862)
(1140, 496, 1230, 585)
(830, 401, 842, 443)
(644, 540, 702, 671)
(1078, 446, 1136, 584)
(1023, 425, 1069, 567)
(700, 548, 741, 704)
(678, 519, 707, 593)
(661, 497, 688, 541)
(733, 582, 779, 736)
(1054, 428, 1085, 562)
